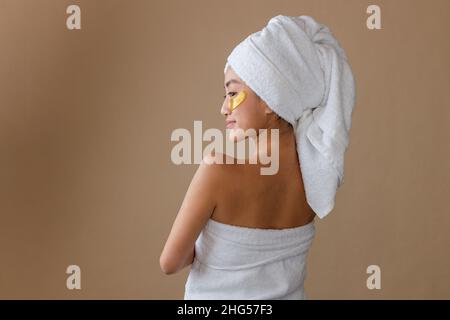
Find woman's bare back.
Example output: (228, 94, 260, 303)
(210, 149, 316, 229)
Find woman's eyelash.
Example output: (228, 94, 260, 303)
(223, 92, 237, 98)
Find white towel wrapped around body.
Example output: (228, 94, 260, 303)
(184, 218, 315, 300)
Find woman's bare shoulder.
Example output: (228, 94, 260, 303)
(202, 152, 240, 168)
(202, 151, 264, 180)
(200, 152, 244, 182)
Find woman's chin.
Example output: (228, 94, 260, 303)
(227, 128, 246, 143)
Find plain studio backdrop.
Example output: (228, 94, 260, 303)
(0, 0, 449, 299)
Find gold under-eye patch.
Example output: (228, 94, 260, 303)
(229, 90, 247, 112)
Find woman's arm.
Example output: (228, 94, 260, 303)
(159, 155, 220, 275)
(181, 247, 195, 269)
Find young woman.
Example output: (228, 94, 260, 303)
(160, 14, 356, 300)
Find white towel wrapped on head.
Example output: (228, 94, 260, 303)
(224, 15, 356, 219)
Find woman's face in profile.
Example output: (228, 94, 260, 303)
(222, 66, 273, 142)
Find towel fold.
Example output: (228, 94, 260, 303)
(224, 15, 356, 219)
(184, 218, 315, 300)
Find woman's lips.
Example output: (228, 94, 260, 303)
(226, 121, 236, 128)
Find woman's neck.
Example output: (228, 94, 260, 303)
(249, 118, 296, 167)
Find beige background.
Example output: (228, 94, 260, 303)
(0, 0, 449, 299)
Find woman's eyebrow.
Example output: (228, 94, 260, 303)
(224, 78, 241, 89)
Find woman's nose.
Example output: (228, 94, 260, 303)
(221, 97, 230, 116)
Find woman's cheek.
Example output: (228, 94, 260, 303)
(236, 104, 253, 126)
(241, 107, 262, 130)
